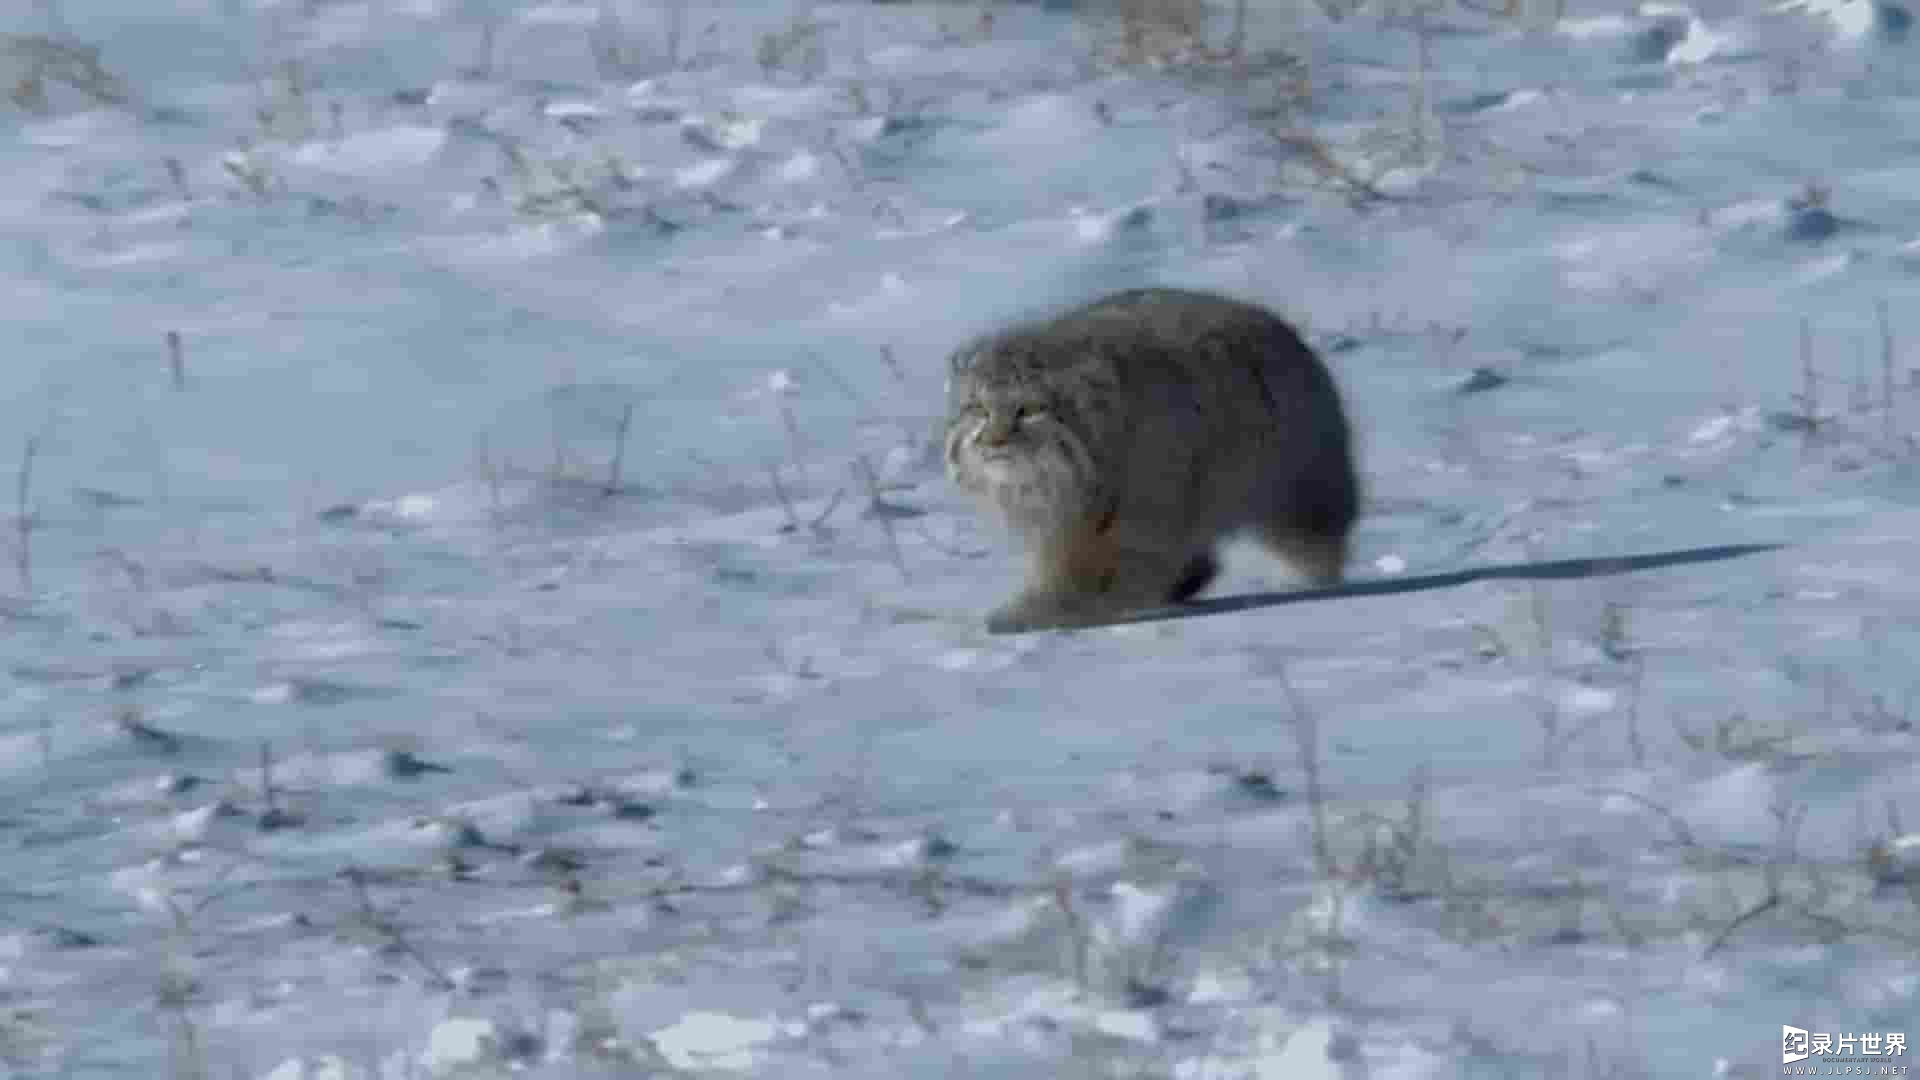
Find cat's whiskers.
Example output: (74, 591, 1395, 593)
(950, 418, 1094, 543)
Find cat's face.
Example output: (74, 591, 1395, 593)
(944, 362, 1095, 538)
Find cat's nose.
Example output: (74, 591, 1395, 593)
(975, 415, 1015, 447)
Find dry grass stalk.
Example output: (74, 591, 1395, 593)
(1, 34, 131, 115)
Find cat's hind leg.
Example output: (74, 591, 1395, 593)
(1253, 523, 1347, 587)
(1166, 551, 1221, 604)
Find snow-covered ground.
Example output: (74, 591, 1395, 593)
(2, 0, 1918, 1075)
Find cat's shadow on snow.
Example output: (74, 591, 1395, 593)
(992, 541, 1786, 634)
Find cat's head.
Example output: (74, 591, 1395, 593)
(944, 345, 1097, 539)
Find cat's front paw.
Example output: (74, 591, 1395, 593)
(986, 605, 1047, 634)
(985, 591, 1103, 634)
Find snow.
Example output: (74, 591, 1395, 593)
(648, 1010, 783, 1071)
(0, 0, 1916, 1076)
